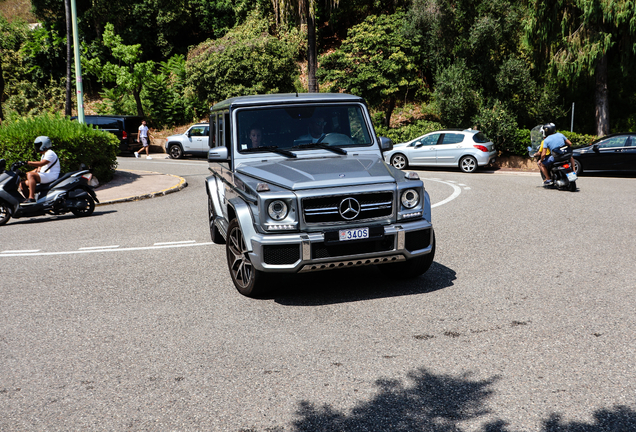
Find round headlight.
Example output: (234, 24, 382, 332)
(268, 200, 288, 221)
(401, 189, 419, 209)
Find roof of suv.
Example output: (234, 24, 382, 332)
(210, 93, 365, 111)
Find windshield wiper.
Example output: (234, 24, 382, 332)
(290, 142, 347, 155)
(243, 146, 297, 158)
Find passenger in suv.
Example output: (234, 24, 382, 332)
(206, 93, 436, 297)
(165, 123, 210, 159)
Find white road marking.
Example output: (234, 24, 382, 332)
(2, 249, 41, 254)
(424, 178, 463, 209)
(154, 240, 196, 246)
(79, 245, 120, 250)
(0, 242, 214, 258)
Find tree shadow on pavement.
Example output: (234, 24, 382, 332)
(271, 261, 456, 306)
(290, 368, 636, 432)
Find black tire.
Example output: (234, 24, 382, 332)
(208, 194, 225, 244)
(70, 194, 95, 217)
(573, 158, 583, 175)
(226, 219, 267, 297)
(168, 144, 183, 159)
(390, 153, 408, 170)
(459, 156, 478, 173)
(378, 231, 436, 278)
(569, 180, 577, 192)
(0, 200, 11, 226)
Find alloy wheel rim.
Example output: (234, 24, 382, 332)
(228, 226, 253, 289)
(462, 158, 476, 172)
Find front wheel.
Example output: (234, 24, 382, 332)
(0, 200, 11, 226)
(459, 156, 478, 173)
(226, 219, 267, 297)
(378, 231, 436, 278)
(390, 153, 408, 170)
(71, 195, 95, 217)
(168, 144, 183, 159)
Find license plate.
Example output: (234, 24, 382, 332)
(339, 227, 369, 241)
(567, 172, 577, 181)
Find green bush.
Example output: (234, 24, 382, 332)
(0, 113, 119, 182)
(374, 119, 444, 144)
(564, 130, 597, 148)
(471, 100, 519, 154)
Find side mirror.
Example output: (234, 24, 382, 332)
(414, 141, 423, 148)
(379, 136, 393, 152)
(592, 144, 600, 152)
(208, 147, 229, 162)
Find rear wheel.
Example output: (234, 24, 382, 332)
(569, 181, 577, 192)
(226, 219, 267, 297)
(71, 195, 95, 217)
(459, 156, 477, 173)
(390, 153, 408, 170)
(169, 144, 183, 159)
(0, 200, 11, 226)
(208, 194, 225, 244)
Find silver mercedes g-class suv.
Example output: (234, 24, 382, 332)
(206, 93, 435, 297)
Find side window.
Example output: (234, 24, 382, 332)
(598, 136, 627, 148)
(210, 115, 218, 147)
(224, 112, 231, 148)
(441, 133, 464, 144)
(218, 115, 225, 148)
(420, 134, 441, 146)
(190, 126, 205, 137)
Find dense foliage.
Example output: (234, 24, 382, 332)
(186, 14, 303, 105)
(0, 114, 119, 182)
(1, 0, 634, 156)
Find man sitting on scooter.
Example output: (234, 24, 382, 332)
(538, 123, 574, 185)
(20, 136, 60, 203)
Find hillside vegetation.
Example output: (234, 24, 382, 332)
(2, 0, 635, 155)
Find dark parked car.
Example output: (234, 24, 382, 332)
(573, 133, 636, 175)
(72, 115, 143, 153)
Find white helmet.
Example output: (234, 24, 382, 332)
(34, 136, 52, 152)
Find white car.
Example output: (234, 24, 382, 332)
(384, 129, 497, 173)
(165, 123, 210, 159)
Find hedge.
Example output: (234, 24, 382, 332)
(0, 113, 119, 182)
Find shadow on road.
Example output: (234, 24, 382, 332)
(271, 261, 456, 306)
(290, 367, 636, 432)
(5, 209, 117, 226)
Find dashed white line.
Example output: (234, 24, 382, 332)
(0, 242, 213, 258)
(153, 240, 196, 246)
(79, 245, 120, 250)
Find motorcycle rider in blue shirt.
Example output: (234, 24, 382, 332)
(538, 123, 574, 185)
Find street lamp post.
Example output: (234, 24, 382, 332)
(70, 0, 84, 123)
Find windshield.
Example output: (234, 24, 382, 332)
(236, 104, 373, 153)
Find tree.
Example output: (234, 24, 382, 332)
(272, 0, 340, 93)
(524, 0, 636, 136)
(186, 13, 301, 104)
(84, 23, 154, 117)
(318, 12, 424, 126)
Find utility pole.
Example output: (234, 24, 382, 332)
(70, 0, 84, 123)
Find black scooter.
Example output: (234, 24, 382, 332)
(0, 159, 99, 226)
(542, 145, 578, 192)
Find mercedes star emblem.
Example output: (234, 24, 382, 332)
(339, 197, 361, 220)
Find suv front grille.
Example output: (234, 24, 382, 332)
(302, 192, 393, 224)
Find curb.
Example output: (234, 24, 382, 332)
(96, 170, 188, 206)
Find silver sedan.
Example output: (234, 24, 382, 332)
(384, 129, 497, 173)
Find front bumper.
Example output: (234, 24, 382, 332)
(248, 218, 434, 273)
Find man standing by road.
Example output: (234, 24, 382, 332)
(135, 120, 153, 159)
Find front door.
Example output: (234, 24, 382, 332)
(410, 133, 441, 166)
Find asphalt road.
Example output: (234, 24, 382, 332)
(1, 157, 635, 431)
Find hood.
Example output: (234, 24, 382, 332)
(236, 156, 397, 190)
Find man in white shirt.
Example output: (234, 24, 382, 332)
(20, 136, 60, 203)
(135, 119, 153, 159)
